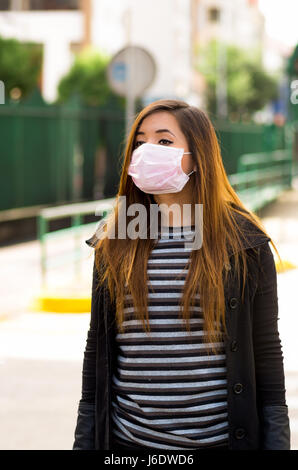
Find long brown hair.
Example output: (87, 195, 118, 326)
(94, 99, 280, 352)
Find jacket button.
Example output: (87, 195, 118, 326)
(229, 297, 238, 309)
(233, 383, 243, 394)
(231, 340, 238, 352)
(234, 428, 246, 440)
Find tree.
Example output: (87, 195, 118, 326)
(56, 47, 125, 109)
(0, 35, 43, 101)
(197, 40, 279, 121)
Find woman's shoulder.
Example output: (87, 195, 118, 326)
(228, 202, 271, 254)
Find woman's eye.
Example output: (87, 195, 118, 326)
(134, 138, 173, 149)
(159, 139, 173, 145)
(134, 141, 144, 148)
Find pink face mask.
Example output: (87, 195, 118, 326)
(127, 143, 195, 194)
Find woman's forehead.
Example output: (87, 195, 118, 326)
(137, 111, 180, 133)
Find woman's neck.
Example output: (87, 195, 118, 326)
(153, 183, 196, 227)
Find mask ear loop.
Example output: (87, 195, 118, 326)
(182, 151, 195, 177)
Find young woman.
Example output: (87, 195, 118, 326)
(73, 99, 290, 451)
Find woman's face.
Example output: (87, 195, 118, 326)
(134, 111, 195, 175)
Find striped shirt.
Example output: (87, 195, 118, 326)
(111, 225, 229, 450)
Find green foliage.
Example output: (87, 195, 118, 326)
(56, 47, 125, 109)
(0, 35, 43, 100)
(287, 44, 298, 77)
(197, 39, 279, 120)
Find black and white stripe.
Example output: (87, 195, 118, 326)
(111, 225, 229, 450)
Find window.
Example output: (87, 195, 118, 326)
(208, 7, 220, 23)
(29, 0, 79, 10)
(0, 0, 10, 10)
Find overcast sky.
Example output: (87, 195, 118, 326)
(258, 0, 298, 49)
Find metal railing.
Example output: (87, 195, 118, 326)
(38, 198, 115, 288)
(228, 149, 293, 211)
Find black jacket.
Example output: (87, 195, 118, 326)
(73, 211, 291, 450)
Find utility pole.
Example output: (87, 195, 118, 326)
(216, 7, 228, 119)
(190, 0, 204, 107)
(122, 7, 136, 140)
(190, 0, 199, 76)
(10, 0, 23, 10)
(81, 0, 92, 49)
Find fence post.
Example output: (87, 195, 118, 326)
(38, 214, 48, 290)
(72, 212, 82, 282)
(285, 122, 295, 185)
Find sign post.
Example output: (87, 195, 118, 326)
(107, 45, 156, 141)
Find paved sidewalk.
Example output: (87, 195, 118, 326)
(258, 178, 298, 269)
(0, 225, 96, 322)
(0, 312, 90, 450)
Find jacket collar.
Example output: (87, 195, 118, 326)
(227, 205, 271, 256)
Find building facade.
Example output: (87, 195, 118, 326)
(0, 0, 267, 106)
(0, 0, 83, 102)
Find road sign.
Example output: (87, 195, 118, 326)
(107, 45, 156, 98)
(107, 45, 156, 139)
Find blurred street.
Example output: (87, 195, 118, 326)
(0, 186, 297, 450)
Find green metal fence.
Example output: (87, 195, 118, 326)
(227, 121, 295, 211)
(228, 149, 293, 211)
(0, 86, 290, 215)
(289, 120, 298, 177)
(213, 119, 286, 175)
(0, 88, 126, 212)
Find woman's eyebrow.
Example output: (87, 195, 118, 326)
(136, 128, 176, 137)
(156, 129, 176, 137)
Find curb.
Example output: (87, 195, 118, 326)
(29, 293, 91, 314)
(0, 313, 9, 322)
(275, 259, 298, 274)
